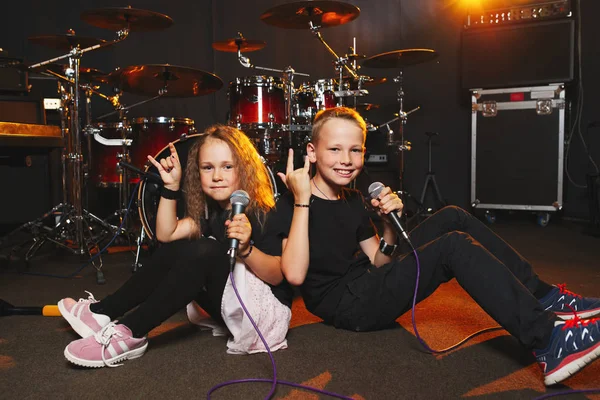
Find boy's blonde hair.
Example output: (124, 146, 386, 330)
(311, 107, 367, 144)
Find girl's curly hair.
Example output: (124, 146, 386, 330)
(183, 124, 275, 234)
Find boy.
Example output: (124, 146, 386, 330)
(273, 106, 600, 386)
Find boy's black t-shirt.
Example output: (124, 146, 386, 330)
(203, 207, 293, 308)
(269, 189, 377, 320)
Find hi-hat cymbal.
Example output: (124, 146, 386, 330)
(343, 75, 387, 87)
(212, 38, 266, 53)
(81, 7, 174, 32)
(96, 64, 223, 97)
(355, 103, 380, 112)
(362, 49, 438, 69)
(41, 63, 106, 81)
(28, 34, 107, 51)
(260, 0, 360, 29)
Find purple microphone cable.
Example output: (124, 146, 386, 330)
(207, 257, 354, 400)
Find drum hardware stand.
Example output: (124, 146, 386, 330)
(308, 23, 366, 107)
(416, 131, 446, 217)
(236, 32, 310, 152)
(5, 30, 131, 283)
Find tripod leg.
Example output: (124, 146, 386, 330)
(430, 175, 446, 207)
(132, 229, 146, 273)
(419, 174, 432, 207)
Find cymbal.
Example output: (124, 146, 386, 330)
(343, 75, 387, 87)
(42, 63, 106, 81)
(28, 34, 107, 50)
(212, 38, 266, 53)
(355, 103, 379, 112)
(260, 0, 360, 29)
(346, 53, 366, 61)
(96, 64, 223, 97)
(80, 7, 174, 32)
(362, 49, 438, 69)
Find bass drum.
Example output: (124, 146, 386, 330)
(138, 134, 279, 240)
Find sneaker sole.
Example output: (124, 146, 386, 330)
(555, 308, 600, 320)
(544, 340, 600, 385)
(64, 342, 149, 368)
(57, 300, 99, 339)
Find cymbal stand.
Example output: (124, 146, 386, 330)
(14, 30, 129, 283)
(236, 33, 309, 146)
(309, 23, 367, 106)
(389, 69, 420, 193)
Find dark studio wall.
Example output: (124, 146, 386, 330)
(1, 0, 598, 224)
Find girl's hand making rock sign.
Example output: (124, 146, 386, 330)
(147, 142, 182, 191)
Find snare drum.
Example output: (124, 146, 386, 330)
(228, 76, 286, 130)
(138, 134, 279, 239)
(129, 117, 196, 169)
(88, 122, 131, 187)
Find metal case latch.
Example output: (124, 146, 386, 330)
(482, 101, 497, 117)
(536, 99, 553, 115)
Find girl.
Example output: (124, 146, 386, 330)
(273, 106, 600, 386)
(58, 124, 292, 367)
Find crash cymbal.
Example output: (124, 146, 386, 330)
(362, 49, 438, 69)
(343, 75, 387, 87)
(212, 38, 266, 53)
(28, 34, 107, 51)
(260, 0, 360, 29)
(81, 6, 174, 32)
(96, 64, 223, 97)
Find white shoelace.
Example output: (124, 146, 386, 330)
(79, 291, 97, 303)
(94, 323, 124, 368)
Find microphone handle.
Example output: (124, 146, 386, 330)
(228, 203, 246, 253)
(388, 211, 410, 241)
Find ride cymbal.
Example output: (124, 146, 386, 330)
(212, 38, 266, 53)
(362, 49, 438, 69)
(81, 7, 174, 32)
(260, 0, 360, 29)
(28, 34, 107, 51)
(96, 64, 223, 97)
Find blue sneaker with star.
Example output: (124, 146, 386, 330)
(540, 284, 600, 320)
(533, 316, 600, 386)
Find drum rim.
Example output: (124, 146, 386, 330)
(137, 133, 204, 240)
(230, 75, 283, 86)
(131, 116, 195, 125)
(93, 121, 126, 128)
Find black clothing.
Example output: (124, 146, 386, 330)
(270, 189, 375, 317)
(92, 207, 292, 338)
(271, 190, 556, 349)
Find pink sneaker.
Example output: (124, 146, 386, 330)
(64, 322, 148, 368)
(58, 291, 111, 338)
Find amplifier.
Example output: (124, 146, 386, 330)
(461, 18, 574, 89)
(465, 0, 571, 28)
(0, 57, 29, 94)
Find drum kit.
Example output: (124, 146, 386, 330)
(10, 1, 439, 282)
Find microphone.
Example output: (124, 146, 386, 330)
(368, 182, 411, 243)
(118, 161, 163, 184)
(228, 190, 250, 259)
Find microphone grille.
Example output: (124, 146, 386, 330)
(368, 182, 385, 199)
(230, 190, 250, 206)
